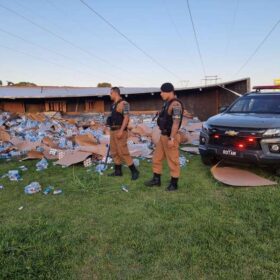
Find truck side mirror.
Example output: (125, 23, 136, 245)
(219, 106, 228, 113)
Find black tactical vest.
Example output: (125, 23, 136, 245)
(106, 99, 124, 127)
(157, 98, 184, 136)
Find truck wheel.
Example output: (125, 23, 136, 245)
(200, 154, 218, 166)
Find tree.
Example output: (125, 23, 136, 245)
(13, 81, 37, 87)
(6, 81, 37, 87)
(7, 81, 14, 86)
(0, 80, 2, 86)
(97, 82, 112, 88)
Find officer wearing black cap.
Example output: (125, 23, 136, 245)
(145, 82, 183, 191)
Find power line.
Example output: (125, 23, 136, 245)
(44, 0, 94, 33)
(185, 0, 206, 76)
(0, 3, 127, 76)
(162, 0, 191, 67)
(225, 0, 239, 54)
(0, 27, 120, 80)
(0, 27, 72, 61)
(44, 0, 145, 72)
(79, 0, 183, 80)
(0, 44, 94, 77)
(234, 18, 280, 76)
(162, 0, 186, 48)
(42, 0, 143, 79)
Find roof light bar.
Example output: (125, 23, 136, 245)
(253, 85, 280, 91)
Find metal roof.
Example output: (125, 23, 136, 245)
(0, 78, 249, 99)
(0, 87, 161, 99)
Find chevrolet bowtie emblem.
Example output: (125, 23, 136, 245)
(225, 130, 239, 136)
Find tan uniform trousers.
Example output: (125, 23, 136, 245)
(152, 134, 180, 178)
(110, 130, 133, 166)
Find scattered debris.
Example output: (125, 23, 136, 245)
(128, 143, 152, 158)
(133, 158, 140, 167)
(18, 206, 23, 210)
(0, 111, 202, 170)
(74, 134, 98, 146)
(43, 186, 54, 195)
(77, 144, 107, 157)
(8, 170, 21, 181)
(54, 151, 92, 167)
(49, 148, 58, 156)
(23, 150, 44, 160)
(53, 189, 63, 195)
(36, 158, 48, 171)
(121, 185, 129, 192)
(180, 146, 200, 155)
(186, 122, 203, 132)
(83, 158, 93, 168)
(179, 155, 188, 167)
(19, 165, 28, 171)
(211, 162, 277, 187)
(0, 127, 11, 142)
(95, 164, 107, 174)
(24, 182, 42, 194)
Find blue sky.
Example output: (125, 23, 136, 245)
(0, 0, 279, 88)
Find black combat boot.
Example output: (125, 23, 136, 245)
(144, 173, 161, 187)
(108, 164, 123, 176)
(129, 164, 139, 180)
(166, 177, 178, 192)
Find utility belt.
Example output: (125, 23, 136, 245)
(110, 126, 121, 131)
(110, 126, 127, 131)
(161, 129, 171, 137)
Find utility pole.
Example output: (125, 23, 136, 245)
(202, 75, 221, 86)
(179, 80, 189, 87)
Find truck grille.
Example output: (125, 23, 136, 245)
(207, 126, 264, 150)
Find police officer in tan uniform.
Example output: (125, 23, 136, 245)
(107, 87, 139, 180)
(145, 83, 183, 191)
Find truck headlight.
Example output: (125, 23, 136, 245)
(269, 144, 280, 153)
(263, 129, 280, 137)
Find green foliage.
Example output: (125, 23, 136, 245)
(7, 81, 14, 86)
(14, 82, 37, 87)
(5, 81, 37, 87)
(97, 82, 112, 88)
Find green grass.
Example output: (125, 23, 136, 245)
(0, 154, 280, 279)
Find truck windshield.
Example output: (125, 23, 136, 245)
(228, 95, 280, 114)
